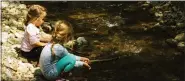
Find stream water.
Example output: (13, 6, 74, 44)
(23, 2, 184, 81)
(67, 11, 183, 81)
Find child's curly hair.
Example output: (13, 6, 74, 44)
(52, 20, 74, 44)
(51, 20, 74, 57)
(25, 5, 47, 25)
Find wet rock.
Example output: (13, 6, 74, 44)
(77, 37, 88, 46)
(176, 23, 185, 28)
(166, 38, 178, 46)
(93, 40, 100, 45)
(42, 22, 53, 33)
(90, 54, 97, 58)
(34, 67, 43, 76)
(155, 12, 163, 17)
(177, 42, 185, 48)
(64, 40, 76, 49)
(106, 16, 125, 28)
(153, 23, 160, 27)
(174, 33, 185, 41)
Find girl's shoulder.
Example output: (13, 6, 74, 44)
(26, 23, 39, 34)
(53, 43, 68, 51)
(27, 23, 39, 30)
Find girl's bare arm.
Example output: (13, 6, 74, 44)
(34, 42, 47, 46)
(40, 32, 52, 42)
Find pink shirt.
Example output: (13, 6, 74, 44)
(21, 23, 40, 52)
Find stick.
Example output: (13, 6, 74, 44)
(2, 63, 17, 72)
(90, 57, 119, 63)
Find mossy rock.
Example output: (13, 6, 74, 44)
(175, 33, 185, 41)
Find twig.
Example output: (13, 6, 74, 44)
(2, 63, 17, 72)
(90, 57, 119, 63)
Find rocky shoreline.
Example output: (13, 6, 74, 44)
(1, 1, 42, 80)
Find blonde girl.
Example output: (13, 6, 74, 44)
(21, 5, 51, 60)
(39, 20, 91, 80)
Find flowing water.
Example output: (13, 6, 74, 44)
(24, 2, 184, 81)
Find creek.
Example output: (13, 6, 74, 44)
(23, 2, 184, 81)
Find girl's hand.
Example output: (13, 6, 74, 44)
(80, 57, 90, 64)
(83, 62, 91, 70)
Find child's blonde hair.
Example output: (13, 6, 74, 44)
(51, 20, 74, 57)
(52, 20, 74, 45)
(25, 4, 47, 25)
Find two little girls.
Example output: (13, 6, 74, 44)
(20, 4, 91, 81)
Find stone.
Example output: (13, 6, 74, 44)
(12, 44, 21, 48)
(2, 25, 11, 32)
(8, 37, 20, 44)
(177, 42, 185, 47)
(2, 32, 9, 43)
(1, 1, 32, 80)
(5, 68, 13, 78)
(14, 31, 24, 38)
(166, 38, 178, 45)
(2, 20, 9, 26)
(93, 40, 100, 44)
(34, 67, 43, 76)
(174, 33, 185, 41)
(2, 2, 10, 9)
(18, 4, 27, 9)
(77, 37, 87, 46)
(18, 57, 28, 63)
(42, 22, 53, 33)
(155, 12, 163, 17)
(176, 23, 185, 28)
(22, 10, 28, 16)
(1, 67, 9, 80)
(9, 8, 17, 15)
(18, 17, 26, 23)
(64, 40, 76, 49)
(154, 23, 160, 27)
(17, 61, 30, 73)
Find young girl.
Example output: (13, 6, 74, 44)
(21, 5, 51, 59)
(39, 20, 91, 81)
